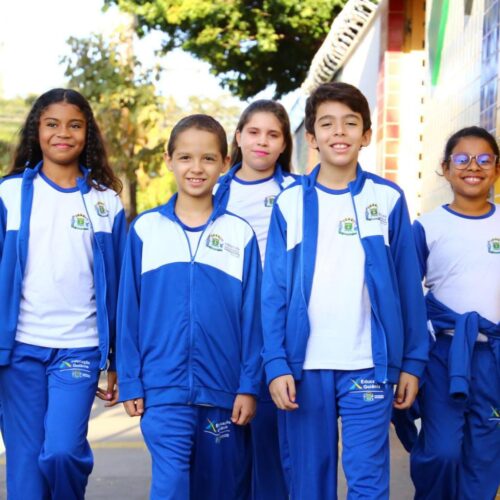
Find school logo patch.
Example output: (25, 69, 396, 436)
(338, 217, 357, 236)
(349, 378, 385, 402)
(59, 359, 92, 379)
(204, 418, 231, 443)
(206, 233, 224, 251)
(95, 201, 109, 217)
(264, 195, 276, 208)
(487, 238, 500, 254)
(71, 213, 90, 230)
(365, 203, 379, 220)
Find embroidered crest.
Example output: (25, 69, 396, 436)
(71, 213, 90, 230)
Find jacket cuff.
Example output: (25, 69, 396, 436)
(449, 376, 469, 400)
(401, 359, 427, 379)
(237, 377, 260, 397)
(0, 349, 12, 366)
(118, 379, 145, 402)
(265, 358, 292, 386)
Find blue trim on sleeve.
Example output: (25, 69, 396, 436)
(412, 220, 429, 279)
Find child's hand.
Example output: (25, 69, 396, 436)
(123, 398, 144, 417)
(393, 372, 419, 409)
(231, 394, 257, 425)
(96, 371, 119, 407)
(269, 375, 299, 411)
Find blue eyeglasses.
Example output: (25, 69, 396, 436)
(448, 153, 498, 170)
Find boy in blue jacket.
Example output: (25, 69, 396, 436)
(262, 82, 428, 499)
(117, 114, 262, 500)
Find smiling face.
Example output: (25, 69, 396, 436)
(307, 100, 371, 174)
(166, 127, 228, 201)
(236, 111, 286, 177)
(38, 101, 87, 171)
(443, 136, 500, 204)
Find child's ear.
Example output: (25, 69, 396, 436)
(306, 132, 319, 151)
(235, 130, 242, 147)
(165, 152, 173, 172)
(361, 128, 372, 148)
(222, 155, 230, 174)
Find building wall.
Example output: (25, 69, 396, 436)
(420, 0, 500, 211)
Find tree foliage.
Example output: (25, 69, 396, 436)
(104, 0, 347, 99)
(62, 29, 166, 219)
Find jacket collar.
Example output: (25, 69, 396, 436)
(159, 192, 227, 225)
(24, 160, 92, 194)
(302, 163, 366, 195)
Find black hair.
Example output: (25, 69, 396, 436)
(305, 82, 371, 135)
(8, 88, 122, 193)
(442, 126, 500, 164)
(230, 100, 293, 172)
(167, 114, 228, 158)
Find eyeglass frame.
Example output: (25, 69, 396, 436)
(447, 152, 499, 170)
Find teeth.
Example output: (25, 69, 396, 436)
(332, 144, 348, 151)
(463, 177, 482, 185)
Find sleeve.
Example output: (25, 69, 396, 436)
(0, 192, 6, 259)
(261, 203, 292, 384)
(116, 224, 145, 401)
(238, 231, 263, 397)
(388, 193, 429, 378)
(106, 199, 128, 371)
(412, 220, 429, 280)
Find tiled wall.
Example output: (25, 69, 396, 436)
(421, 0, 490, 211)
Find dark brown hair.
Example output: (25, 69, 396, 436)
(8, 88, 122, 193)
(442, 126, 500, 165)
(167, 114, 228, 158)
(230, 100, 292, 172)
(305, 82, 371, 135)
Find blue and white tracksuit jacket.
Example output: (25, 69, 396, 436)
(0, 161, 126, 370)
(262, 164, 428, 386)
(213, 162, 297, 204)
(116, 193, 263, 410)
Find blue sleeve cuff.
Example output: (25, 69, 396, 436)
(237, 377, 260, 397)
(449, 376, 469, 400)
(118, 379, 145, 402)
(265, 358, 293, 386)
(0, 349, 12, 366)
(401, 359, 427, 379)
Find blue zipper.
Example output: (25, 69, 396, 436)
(348, 186, 388, 383)
(180, 220, 213, 404)
(80, 190, 109, 370)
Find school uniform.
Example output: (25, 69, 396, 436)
(215, 163, 296, 499)
(262, 164, 428, 499)
(117, 193, 263, 500)
(410, 204, 500, 500)
(0, 161, 126, 499)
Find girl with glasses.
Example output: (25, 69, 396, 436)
(410, 126, 500, 499)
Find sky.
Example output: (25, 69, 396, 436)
(0, 0, 238, 105)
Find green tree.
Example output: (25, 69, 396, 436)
(104, 0, 347, 99)
(0, 96, 32, 175)
(62, 28, 166, 219)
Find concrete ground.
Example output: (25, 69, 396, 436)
(0, 397, 415, 499)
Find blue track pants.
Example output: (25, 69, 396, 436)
(0, 341, 100, 500)
(280, 369, 393, 500)
(140, 404, 251, 500)
(411, 335, 500, 500)
(250, 398, 288, 499)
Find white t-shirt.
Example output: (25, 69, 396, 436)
(416, 204, 500, 326)
(16, 172, 98, 348)
(226, 175, 281, 265)
(303, 185, 373, 370)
